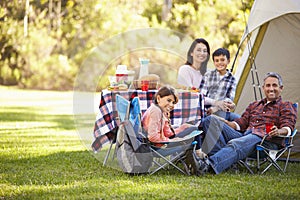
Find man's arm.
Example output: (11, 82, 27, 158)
(223, 120, 238, 130)
(269, 101, 297, 137)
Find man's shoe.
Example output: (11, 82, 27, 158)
(195, 149, 208, 159)
(197, 158, 211, 175)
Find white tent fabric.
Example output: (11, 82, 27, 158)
(240, 0, 300, 42)
(233, 0, 300, 160)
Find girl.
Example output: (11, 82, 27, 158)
(142, 86, 206, 158)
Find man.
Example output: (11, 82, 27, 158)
(199, 72, 297, 174)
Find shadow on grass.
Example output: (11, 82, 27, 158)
(1, 149, 134, 199)
(2, 149, 205, 199)
(0, 106, 75, 130)
(1, 150, 122, 186)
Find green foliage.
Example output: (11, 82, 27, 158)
(0, 0, 254, 90)
(0, 2, 25, 85)
(161, 0, 253, 52)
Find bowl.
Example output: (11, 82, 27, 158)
(133, 80, 158, 90)
(109, 75, 134, 87)
(108, 76, 117, 86)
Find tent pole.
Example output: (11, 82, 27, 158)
(234, 23, 269, 104)
(230, 0, 248, 73)
(248, 44, 257, 100)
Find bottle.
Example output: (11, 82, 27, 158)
(138, 58, 149, 79)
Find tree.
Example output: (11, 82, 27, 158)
(0, 0, 254, 90)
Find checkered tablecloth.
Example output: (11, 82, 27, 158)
(93, 89, 204, 139)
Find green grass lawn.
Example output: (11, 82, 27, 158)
(1, 87, 300, 199)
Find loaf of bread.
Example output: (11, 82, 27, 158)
(139, 74, 160, 81)
(118, 83, 128, 90)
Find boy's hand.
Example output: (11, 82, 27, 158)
(224, 101, 235, 111)
(214, 100, 228, 111)
(215, 100, 235, 111)
(206, 106, 219, 115)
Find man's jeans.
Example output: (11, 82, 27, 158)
(214, 110, 240, 121)
(209, 134, 263, 174)
(201, 115, 244, 155)
(201, 115, 263, 174)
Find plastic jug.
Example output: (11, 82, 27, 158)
(138, 58, 149, 79)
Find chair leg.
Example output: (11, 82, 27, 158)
(238, 160, 254, 174)
(260, 149, 285, 174)
(150, 150, 187, 175)
(284, 148, 292, 172)
(180, 158, 191, 176)
(257, 149, 260, 172)
(103, 141, 114, 166)
(261, 157, 283, 174)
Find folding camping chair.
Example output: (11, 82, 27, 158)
(103, 94, 130, 166)
(128, 96, 203, 175)
(148, 130, 201, 175)
(239, 103, 298, 174)
(255, 102, 298, 174)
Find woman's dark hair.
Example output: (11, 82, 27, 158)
(185, 38, 210, 75)
(154, 86, 178, 104)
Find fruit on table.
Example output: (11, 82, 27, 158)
(189, 86, 199, 92)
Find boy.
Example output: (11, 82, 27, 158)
(199, 48, 238, 121)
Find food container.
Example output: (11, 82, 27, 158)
(108, 76, 117, 86)
(109, 75, 134, 88)
(133, 80, 159, 90)
(116, 65, 128, 82)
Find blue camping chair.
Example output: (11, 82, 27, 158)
(104, 95, 203, 175)
(129, 97, 203, 175)
(239, 103, 298, 174)
(255, 102, 298, 174)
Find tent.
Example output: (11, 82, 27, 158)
(232, 0, 300, 160)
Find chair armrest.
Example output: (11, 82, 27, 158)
(277, 135, 290, 138)
(276, 129, 297, 138)
(150, 130, 202, 149)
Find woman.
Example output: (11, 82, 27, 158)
(177, 38, 210, 88)
(142, 86, 206, 158)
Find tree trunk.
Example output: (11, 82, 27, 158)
(24, 0, 29, 37)
(162, 0, 172, 21)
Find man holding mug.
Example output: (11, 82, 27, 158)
(198, 72, 297, 174)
